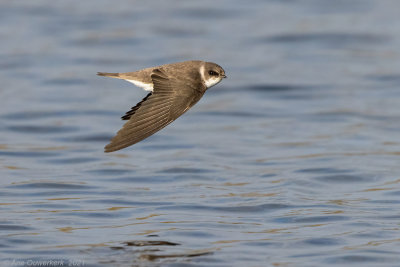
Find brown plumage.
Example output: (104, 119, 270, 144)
(98, 60, 226, 152)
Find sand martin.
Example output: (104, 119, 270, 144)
(98, 60, 226, 152)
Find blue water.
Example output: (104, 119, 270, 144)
(1, 1, 400, 266)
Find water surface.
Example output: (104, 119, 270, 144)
(1, 1, 400, 266)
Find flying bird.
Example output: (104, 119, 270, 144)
(98, 60, 226, 152)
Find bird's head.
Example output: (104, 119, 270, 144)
(202, 62, 226, 89)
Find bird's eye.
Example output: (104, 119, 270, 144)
(208, 70, 218, 76)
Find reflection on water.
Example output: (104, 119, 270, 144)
(1, 0, 400, 266)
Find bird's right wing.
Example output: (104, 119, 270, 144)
(104, 68, 205, 152)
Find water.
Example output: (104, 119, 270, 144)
(1, 0, 400, 266)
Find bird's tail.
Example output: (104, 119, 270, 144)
(97, 72, 121, 78)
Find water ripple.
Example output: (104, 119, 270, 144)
(160, 203, 292, 213)
(158, 167, 214, 174)
(44, 157, 99, 164)
(0, 151, 60, 158)
(275, 215, 348, 224)
(7, 182, 95, 190)
(7, 125, 78, 134)
(0, 224, 34, 231)
(260, 33, 389, 46)
(300, 237, 342, 246)
(1, 110, 118, 120)
(315, 174, 374, 183)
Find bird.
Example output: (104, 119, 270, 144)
(97, 60, 226, 152)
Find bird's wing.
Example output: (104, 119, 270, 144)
(121, 92, 152, 121)
(105, 68, 205, 152)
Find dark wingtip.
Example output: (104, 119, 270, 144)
(104, 141, 126, 153)
(121, 93, 152, 121)
(104, 145, 115, 153)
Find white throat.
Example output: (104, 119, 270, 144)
(204, 77, 221, 88)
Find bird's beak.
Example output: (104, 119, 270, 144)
(222, 74, 227, 78)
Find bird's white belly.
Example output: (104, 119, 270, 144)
(126, 79, 154, 91)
